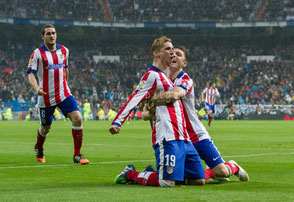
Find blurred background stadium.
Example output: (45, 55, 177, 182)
(0, 0, 293, 121)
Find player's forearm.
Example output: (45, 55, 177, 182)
(28, 73, 40, 92)
(65, 68, 69, 82)
(151, 91, 182, 106)
(201, 93, 204, 101)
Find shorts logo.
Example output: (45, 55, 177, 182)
(213, 156, 220, 161)
(166, 166, 173, 174)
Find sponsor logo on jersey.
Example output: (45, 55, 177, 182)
(45, 63, 64, 70)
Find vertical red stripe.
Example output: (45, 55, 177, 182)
(166, 103, 180, 140)
(51, 51, 61, 104)
(38, 48, 50, 107)
(60, 46, 71, 98)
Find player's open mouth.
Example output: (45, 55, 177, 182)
(171, 57, 177, 63)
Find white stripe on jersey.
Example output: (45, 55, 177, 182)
(174, 71, 210, 142)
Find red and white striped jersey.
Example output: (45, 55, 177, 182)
(27, 44, 72, 108)
(173, 71, 210, 143)
(202, 87, 219, 105)
(112, 65, 189, 145)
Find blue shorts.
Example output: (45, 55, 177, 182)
(39, 96, 80, 126)
(153, 139, 205, 182)
(205, 103, 215, 114)
(194, 139, 224, 169)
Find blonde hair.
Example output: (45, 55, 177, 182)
(151, 36, 172, 55)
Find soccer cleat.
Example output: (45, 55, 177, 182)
(228, 160, 249, 181)
(34, 144, 45, 163)
(143, 165, 156, 172)
(114, 165, 135, 184)
(73, 154, 89, 165)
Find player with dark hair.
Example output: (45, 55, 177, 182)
(110, 36, 205, 187)
(27, 24, 89, 165)
(144, 46, 249, 182)
(201, 81, 220, 127)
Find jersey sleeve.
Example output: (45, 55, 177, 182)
(176, 75, 193, 94)
(65, 47, 69, 68)
(202, 88, 207, 94)
(27, 49, 39, 74)
(112, 71, 157, 127)
(215, 88, 220, 96)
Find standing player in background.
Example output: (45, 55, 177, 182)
(145, 46, 249, 182)
(109, 36, 205, 187)
(27, 24, 89, 165)
(201, 81, 220, 127)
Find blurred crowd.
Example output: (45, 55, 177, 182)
(1, 34, 293, 115)
(109, 0, 257, 22)
(0, 0, 105, 21)
(1, 0, 294, 22)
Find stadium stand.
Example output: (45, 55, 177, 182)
(0, 1, 293, 120)
(1, 0, 294, 23)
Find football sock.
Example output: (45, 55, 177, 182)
(36, 128, 47, 149)
(204, 168, 215, 180)
(127, 171, 160, 187)
(208, 114, 212, 125)
(72, 126, 83, 157)
(224, 162, 239, 175)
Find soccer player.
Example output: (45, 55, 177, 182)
(109, 36, 205, 187)
(145, 46, 249, 182)
(27, 24, 89, 165)
(201, 81, 220, 127)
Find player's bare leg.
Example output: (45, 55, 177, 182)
(67, 110, 89, 165)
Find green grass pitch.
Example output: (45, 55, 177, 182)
(0, 120, 293, 201)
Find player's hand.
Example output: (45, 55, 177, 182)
(35, 86, 47, 96)
(109, 125, 120, 134)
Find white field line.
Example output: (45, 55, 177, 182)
(0, 152, 293, 170)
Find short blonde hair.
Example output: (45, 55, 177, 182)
(151, 36, 172, 54)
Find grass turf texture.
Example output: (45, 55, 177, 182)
(0, 120, 293, 201)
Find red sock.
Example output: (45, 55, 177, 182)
(204, 169, 215, 180)
(36, 129, 46, 149)
(208, 114, 212, 125)
(72, 128, 83, 156)
(127, 171, 160, 187)
(224, 162, 239, 175)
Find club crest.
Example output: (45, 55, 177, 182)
(166, 166, 173, 174)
